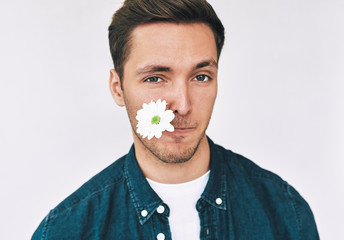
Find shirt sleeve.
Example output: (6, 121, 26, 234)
(31, 212, 51, 240)
(287, 184, 320, 240)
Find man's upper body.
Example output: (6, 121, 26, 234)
(32, 0, 319, 239)
(32, 138, 318, 240)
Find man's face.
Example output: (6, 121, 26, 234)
(115, 22, 218, 163)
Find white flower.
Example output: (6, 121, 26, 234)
(136, 99, 175, 140)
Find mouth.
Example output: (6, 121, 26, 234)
(169, 118, 198, 136)
(172, 127, 195, 134)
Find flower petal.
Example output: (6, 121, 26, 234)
(165, 123, 174, 132)
(155, 130, 162, 139)
(162, 110, 175, 122)
(136, 99, 175, 140)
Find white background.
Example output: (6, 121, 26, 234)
(0, 0, 343, 239)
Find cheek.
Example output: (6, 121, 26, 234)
(124, 90, 164, 117)
(193, 86, 217, 109)
(135, 93, 167, 107)
(123, 87, 144, 107)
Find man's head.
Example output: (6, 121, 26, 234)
(109, 0, 225, 164)
(108, 0, 225, 83)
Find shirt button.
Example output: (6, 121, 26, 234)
(215, 198, 222, 205)
(157, 205, 165, 214)
(141, 210, 148, 217)
(157, 233, 165, 240)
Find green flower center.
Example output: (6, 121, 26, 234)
(151, 115, 161, 124)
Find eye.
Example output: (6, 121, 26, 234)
(144, 76, 162, 83)
(194, 74, 210, 82)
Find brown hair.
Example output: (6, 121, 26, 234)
(108, 0, 225, 82)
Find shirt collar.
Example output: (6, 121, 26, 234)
(123, 136, 228, 225)
(199, 137, 228, 211)
(123, 145, 163, 225)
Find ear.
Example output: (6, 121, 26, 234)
(109, 69, 125, 107)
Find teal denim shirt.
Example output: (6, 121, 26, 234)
(32, 137, 319, 239)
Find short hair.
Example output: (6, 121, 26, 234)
(108, 0, 225, 82)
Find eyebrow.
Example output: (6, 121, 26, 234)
(135, 58, 218, 76)
(136, 65, 171, 76)
(195, 59, 218, 69)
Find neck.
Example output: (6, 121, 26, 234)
(133, 134, 210, 184)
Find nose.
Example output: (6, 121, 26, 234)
(168, 81, 191, 116)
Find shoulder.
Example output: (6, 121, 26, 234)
(212, 141, 319, 238)
(212, 142, 285, 185)
(53, 154, 127, 215)
(32, 154, 128, 239)
(211, 140, 307, 209)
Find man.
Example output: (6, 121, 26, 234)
(32, 0, 319, 239)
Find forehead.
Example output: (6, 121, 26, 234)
(125, 22, 218, 70)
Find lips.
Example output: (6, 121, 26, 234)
(172, 127, 195, 134)
(173, 126, 194, 129)
(170, 118, 198, 134)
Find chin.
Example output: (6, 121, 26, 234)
(146, 132, 206, 163)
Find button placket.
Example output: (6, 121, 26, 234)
(151, 204, 171, 240)
(157, 233, 165, 240)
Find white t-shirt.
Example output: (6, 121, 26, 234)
(147, 171, 210, 240)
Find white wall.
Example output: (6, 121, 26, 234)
(0, 0, 343, 239)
